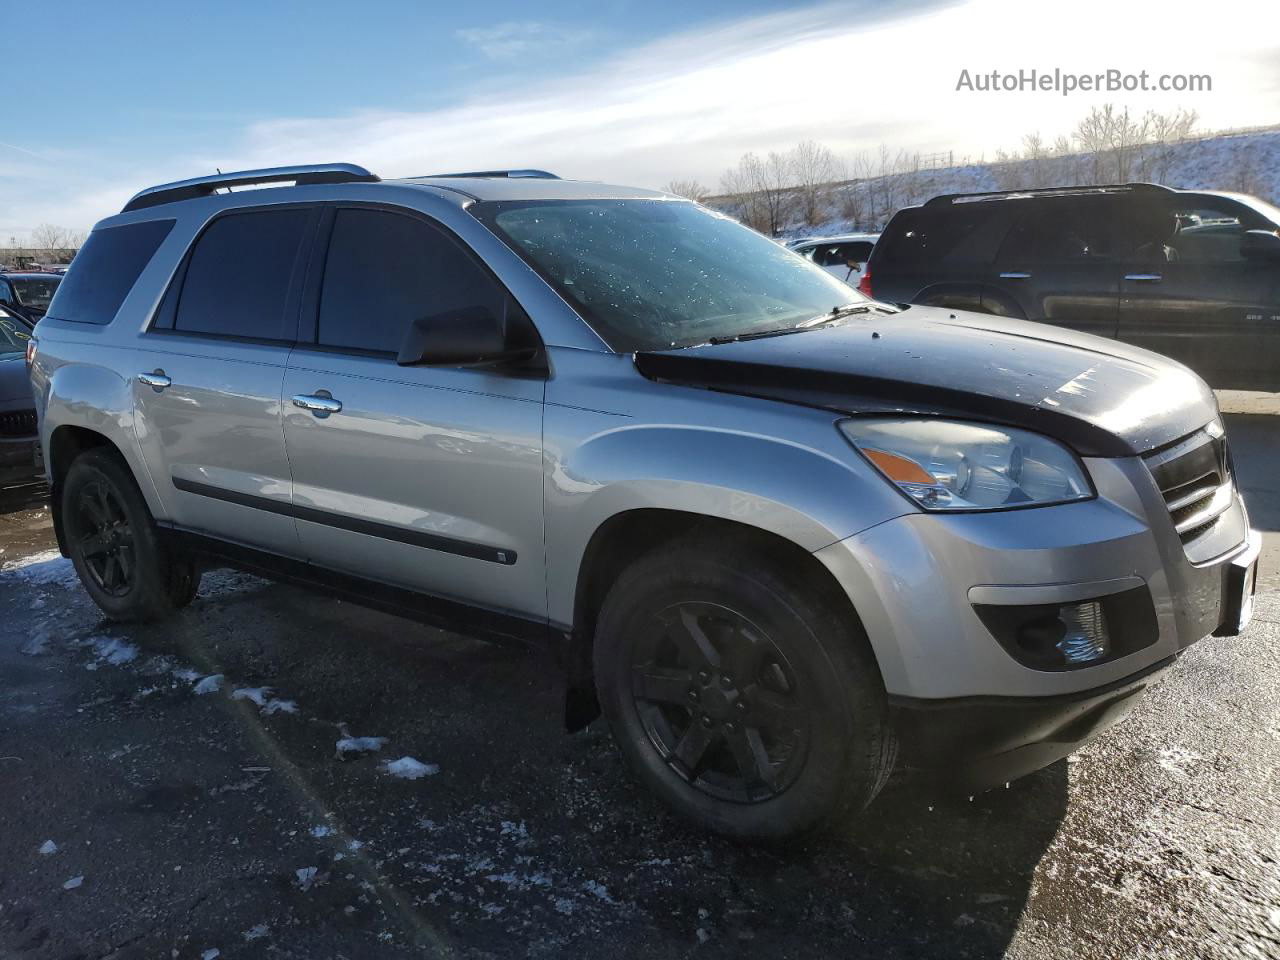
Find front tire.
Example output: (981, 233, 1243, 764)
(593, 535, 893, 841)
(62, 448, 200, 621)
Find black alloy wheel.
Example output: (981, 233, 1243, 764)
(74, 478, 135, 597)
(61, 447, 200, 621)
(594, 534, 893, 840)
(630, 600, 810, 803)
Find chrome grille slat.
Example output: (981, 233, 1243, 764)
(1164, 478, 1222, 513)
(1143, 424, 1238, 552)
(1171, 482, 1234, 535)
(0, 408, 37, 438)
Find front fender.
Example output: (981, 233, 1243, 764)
(543, 419, 912, 628)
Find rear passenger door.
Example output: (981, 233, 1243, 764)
(986, 197, 1121, 339)
(133, 206, 316, 557)
(281, 207, 546, 619)
(1116, 197, 1280, 389)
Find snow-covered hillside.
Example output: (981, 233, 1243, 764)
(710, 127, 1280, 240)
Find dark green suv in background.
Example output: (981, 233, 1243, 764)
(863, 183, 1280, 391)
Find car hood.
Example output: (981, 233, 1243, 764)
(634, 305, 1218, 457)
(0, 354, 32, 402)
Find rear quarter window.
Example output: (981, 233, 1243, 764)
(45, 219, 175, 325)
(875, 206, 1008, 267)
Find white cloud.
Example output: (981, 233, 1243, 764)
(3, 0, 1277, 240)
(456, 20, 594, 61)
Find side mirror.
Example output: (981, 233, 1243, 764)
(397, 304, 538, 368)
(1240, 229, 1280, 262)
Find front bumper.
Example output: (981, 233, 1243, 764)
(889, 657, 1174, 791)
(0, 435, 39, 484)
(815, 455, 1255, 701)
(815, 449, 1258, 787)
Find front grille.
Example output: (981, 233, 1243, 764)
(0, 408, 36, 438)
(1143, 426, 1236, 549)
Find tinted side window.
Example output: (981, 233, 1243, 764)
(317, 208, 504, 354)
(174, 209, 311, 340)
(45, 219, 174, 325)
(876, 208, 1002, 265)
(999, 199, 1116, 261)
(1167, 202, 1257, 263)
(813, 242, 874, 266)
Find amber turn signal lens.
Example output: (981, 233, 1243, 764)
(861, 447, 936, 485)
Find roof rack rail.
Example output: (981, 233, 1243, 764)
(421, 169, 560, 180)
(924, 182, 1173, 207)
(122, 163, 380, 213)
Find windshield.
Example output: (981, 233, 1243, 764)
(0, 313, 30, 355)
(473, 199, 865, 351)
(10, 276, 60, 309)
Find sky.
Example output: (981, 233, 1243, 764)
(2, 0, 1277, 242)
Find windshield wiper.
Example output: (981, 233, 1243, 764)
(707, 303, 874, 345)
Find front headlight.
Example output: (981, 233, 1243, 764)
(839, 418, 1093, 511)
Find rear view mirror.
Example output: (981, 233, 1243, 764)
(397, 304, 539, 368)
(1240, 229, 1280, 262)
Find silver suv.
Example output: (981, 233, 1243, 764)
(28, 163, 1260, 840)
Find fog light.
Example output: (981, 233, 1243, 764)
(1056, 601, 1110, 665)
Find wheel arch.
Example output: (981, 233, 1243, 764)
(561, 509, 884, 731)
(46, 424, 132, 556)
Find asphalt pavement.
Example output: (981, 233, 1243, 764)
(0, 406, 1276, 959)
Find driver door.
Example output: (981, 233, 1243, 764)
(281, 206, 547, 620)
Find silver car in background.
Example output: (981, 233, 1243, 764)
(27, 164, 1259, 839)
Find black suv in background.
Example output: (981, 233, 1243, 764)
(863, 184, 1280, 390)
(0, 271, 62, 324)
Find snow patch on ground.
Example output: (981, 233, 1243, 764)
(38, 840, 56, 855)
(0, 549, 77, 585)
(242, 923, 269, 941)
(193, 675, 223, 695)
(335, 724, 387, 759)
(295, 866, 319, 890)
(73, 635, 140, 667)
(62, 875, 83, 890)
(232, 687, 297, 715)
(385, 756, 438, 780)
(18, 628, 50, 656)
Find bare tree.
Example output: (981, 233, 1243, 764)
(1072, 105, 1113, 182)
(1139, 108, 1198, 183)
(789, 140, 840, 227)
(31, 224, 75, 259)
(662, 179, 711, 202)
(720, 152, 794, 235)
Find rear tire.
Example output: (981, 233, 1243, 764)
(593, 534, 893, 841)
(62, 448, 200, 621)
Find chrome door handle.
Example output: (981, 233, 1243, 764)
(292, 392, 343, 416)
(999, 272, 1031, 280)
(137, 370, 171, 391)
(1124, 273, 1163, 282)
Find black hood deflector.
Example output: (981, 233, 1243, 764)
(634, 306, 1218, 458)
